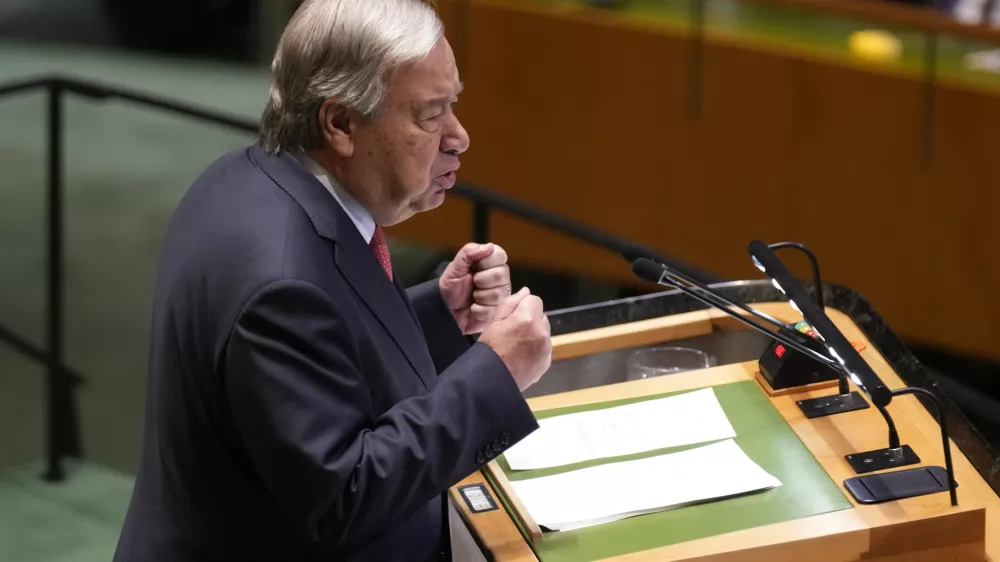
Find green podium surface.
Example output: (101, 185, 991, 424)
(493, 381, 854, 562)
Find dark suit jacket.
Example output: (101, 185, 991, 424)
(113, 145, 539, 562)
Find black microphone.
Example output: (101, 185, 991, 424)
(630, 258, 840, 372)
(623, 242, 657, 265)
(748, 241, 891, 408)
(747, 242, 958, 505)
(624, 243, 724, 285)
(631, 256, 668, 284)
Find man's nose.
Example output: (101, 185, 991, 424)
(442, 114, 470, 156)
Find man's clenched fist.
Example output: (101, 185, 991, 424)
(439, 242, 511, 334)
(479, 288, 552, 391)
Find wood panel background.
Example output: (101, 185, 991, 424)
(387, 0, 1000, 359)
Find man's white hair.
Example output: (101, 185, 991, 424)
(259, 0, 443, 154)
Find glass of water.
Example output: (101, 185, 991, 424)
(626, 347, 714, 381)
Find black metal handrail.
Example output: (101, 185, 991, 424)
(0, 74, 716, 482)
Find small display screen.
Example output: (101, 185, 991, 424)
(458, 484, 499, 513)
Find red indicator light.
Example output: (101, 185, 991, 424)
(775, 344, 786, 358)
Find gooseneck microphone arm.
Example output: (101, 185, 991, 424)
(877, 405, 901, 450)
(631, 258, 840, 371)
(891, 386, 957, 506)
(767, 242, 824, 310)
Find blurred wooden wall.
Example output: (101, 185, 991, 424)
(387, 0, 1000, 360)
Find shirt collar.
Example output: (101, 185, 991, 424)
(295, 153, 376, 244)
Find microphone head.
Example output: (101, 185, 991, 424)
(747, 239, 770, 258)
(622, 242, 657, 264)
(631, 258, 665, 284)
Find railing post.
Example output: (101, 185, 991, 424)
(44, 82, 81, 483)
(473, 202, 491, 244)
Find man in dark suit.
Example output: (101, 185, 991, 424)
(113, 1, 552, 561)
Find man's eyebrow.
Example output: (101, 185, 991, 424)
(424, 82, 465, 107)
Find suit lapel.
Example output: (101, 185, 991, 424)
(250, 145, 437, 389)
(394, 277, 424, 334)
(334, 242, 437, 389)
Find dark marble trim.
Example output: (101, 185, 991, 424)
(547, 280, 1000, 499)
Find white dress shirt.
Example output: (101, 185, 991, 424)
(296, 153, 376, 244)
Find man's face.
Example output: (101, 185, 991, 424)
(330, 38, 469, 227)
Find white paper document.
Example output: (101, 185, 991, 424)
(509, 439, 782, 531)
(504, 387, 737, 470)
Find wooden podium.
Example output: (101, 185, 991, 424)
(449, 302, 1000, 561)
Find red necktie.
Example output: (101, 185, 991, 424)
(369, 226, 393, 281)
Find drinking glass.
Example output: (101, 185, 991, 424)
(626, 346, 714, 380)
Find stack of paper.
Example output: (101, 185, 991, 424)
(509, 439, 782, 531)
(505, 387, 737, 470)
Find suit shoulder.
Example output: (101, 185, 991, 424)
(158, 146, 328, 303)
(186, 146, 275, 200)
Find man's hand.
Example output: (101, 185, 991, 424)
(439, 242, 511, 334)
(479, 288, 552, 391)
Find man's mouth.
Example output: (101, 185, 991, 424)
(434, 169, 458, 190)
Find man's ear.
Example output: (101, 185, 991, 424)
(318, 99, 354, 158)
